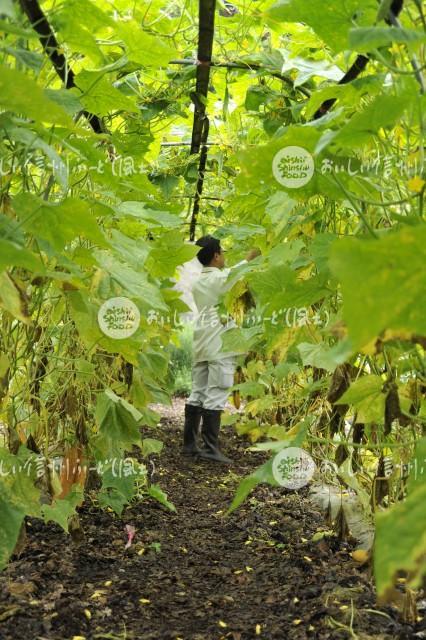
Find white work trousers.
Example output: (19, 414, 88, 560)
(187, 356, 237, 411)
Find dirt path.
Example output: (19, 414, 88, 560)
(0, 399, 421, 640)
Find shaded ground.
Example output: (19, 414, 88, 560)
(0, 398, 424, 640)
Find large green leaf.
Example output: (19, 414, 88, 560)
(309, 233, 338, 275)
(265, 192, 298, 227)
(141, 438, 164, 456)
(250, 260, 331, 311)
(115, 202, 183, 228)
(0, 272, 30, 324)
(265, 0, 377, 53)
(250, 264, 295, 302)
(0, 19, 37, 37)
(95, 389, 143, 456)
(41, 486, 84, 532)
(267, 239, 305, 266)
(0, 484, 26, 571)
(221, 325, 264, 354)
(138, 349, 169, 380)
(375, 438, 426, 596)
(272, 274, 331, 309)
(329, 226, 426, 349)
(55, 0, 114, 30)
(51, 0, 111, 64)
(281, 56, 343, 86)
(110, 230, 150, 269)
(98, 463, 139, 516)
(118, 21, 176, 67)
(349, 26, 426, 52)
(297, 340, 353, 373)
(93, 250, 169, 313)
(0, 447, 42, 570)
(44, 88, 82, 116)
(316, 95, 408, 151)
(145, 232, 199, 278)
(4, 46, 43, 72)
(0, 239, 45, 272)
(13, 193, 108, 251)
(0, 447, 42, 517)
(6, 125, 68, 189)
(335, 375, 385, 423)
(74, 70, 139, 115)
(0, 65, 73, 126)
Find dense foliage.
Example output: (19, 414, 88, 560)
(0, 0, 425, 605)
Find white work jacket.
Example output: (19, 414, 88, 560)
(191, 260, 247, 362)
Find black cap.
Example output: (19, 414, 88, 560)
(195, 235, 221, 266)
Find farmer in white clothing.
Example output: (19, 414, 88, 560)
(182, 235, 260, 463)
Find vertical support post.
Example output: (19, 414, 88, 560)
(188, 0, 216, 240)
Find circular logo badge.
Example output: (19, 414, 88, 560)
(272, 145, 315, 188)
(272, 446, 316, 489)
(98, 297, 140, 339)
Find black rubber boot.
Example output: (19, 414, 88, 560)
(182, 403, 203, 455)
(199, 408, 232, 464)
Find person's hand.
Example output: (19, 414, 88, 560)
(245, 247, 261, 261)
